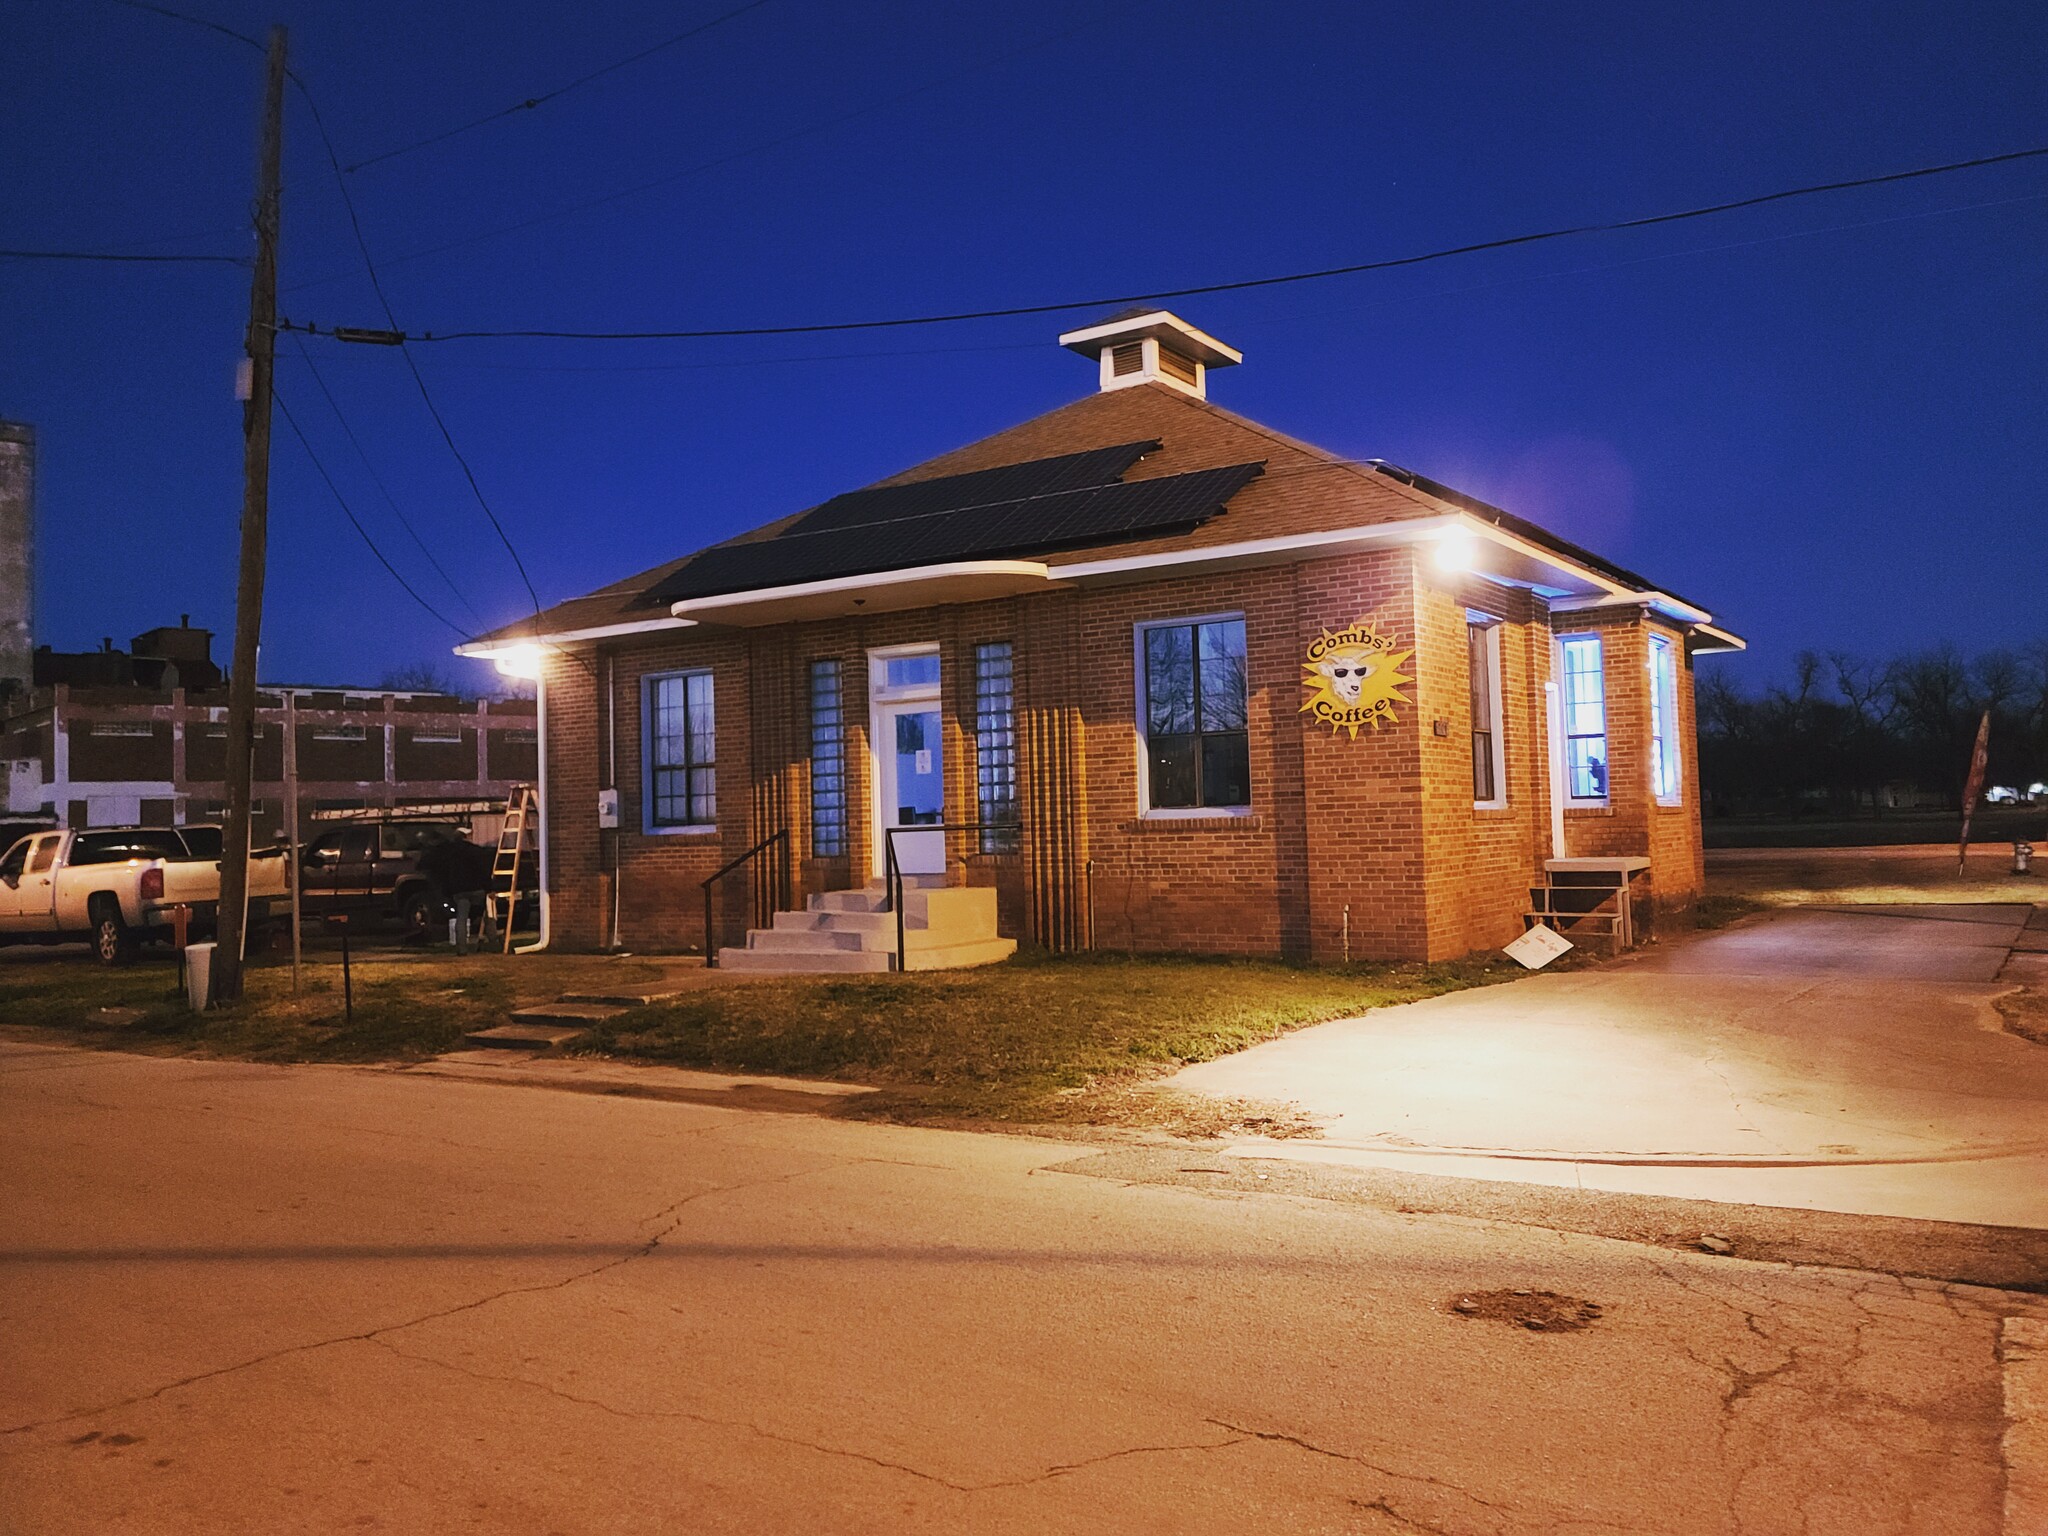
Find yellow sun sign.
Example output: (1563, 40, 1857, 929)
(1301, 617, 1413, 737)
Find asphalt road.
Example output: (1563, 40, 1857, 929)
(2, 1041, 2041, 1535)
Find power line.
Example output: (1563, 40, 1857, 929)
(273, 389, 474, 639)
(284, 334, 493, 629)
(0, 247, 243, 263)
(287, 71, 548, 619)
(284, 15, 1107, 293)
(344, 0, 780, 173)
(282, 143, 2048, 344)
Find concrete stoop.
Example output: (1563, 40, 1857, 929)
(463, 989, 690, 1051)
(717, 880, 1017, 974)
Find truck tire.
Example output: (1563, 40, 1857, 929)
(91, 898, 138, 966)
(398, 885, 438, 940)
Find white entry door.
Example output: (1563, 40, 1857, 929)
(870, 645, 945, 878)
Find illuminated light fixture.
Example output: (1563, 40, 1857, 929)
(1434, 527, 1476, 573)
(494, 644, 543, 680)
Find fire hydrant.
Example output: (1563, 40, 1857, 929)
(2016, 841, 2035, 876)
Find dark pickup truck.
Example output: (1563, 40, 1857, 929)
(298, 821, 485, 934)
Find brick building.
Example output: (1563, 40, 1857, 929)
(461, 312, 1742, 963)
(3, 620, 537, 839)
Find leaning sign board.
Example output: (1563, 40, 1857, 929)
(1504, 922, 1574, 970)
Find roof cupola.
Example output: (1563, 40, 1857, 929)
(1057, 309, 1241, 400)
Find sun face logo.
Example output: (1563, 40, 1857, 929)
(1301, 618, 1413, 738)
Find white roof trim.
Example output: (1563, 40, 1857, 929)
(668, 559, 1058, 623)
(453, 614, 693, 660)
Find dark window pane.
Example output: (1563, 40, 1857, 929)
(1145, 625, 1195, 735)
(1147, 734, 1199, 808)
(1473, 730, 1496, 802)
(1200, 732, 1250, 809)
(1197, 620, 1247, 731)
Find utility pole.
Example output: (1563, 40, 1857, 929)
(214, 24, 287, 1004)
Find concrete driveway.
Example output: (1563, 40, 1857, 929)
(1170, 904, 2048, 1226)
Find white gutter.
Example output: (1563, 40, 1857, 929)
(667, 559, 1056, 622)
(453, 614, 691, 663)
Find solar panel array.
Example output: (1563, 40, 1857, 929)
(787, 440, 1161, 535)
(647, 459, 1265, 605)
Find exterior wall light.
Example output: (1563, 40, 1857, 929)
(494, 645, 544, 680)
(1434, 528, 1476, 573)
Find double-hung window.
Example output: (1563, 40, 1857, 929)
(1140, 616, 1249, 811)
(808, 660, 846, 856)
(973, 643, 1019, 852)
(646, 670, 715, 829)
(1648, 634, 1681, 803)
(1558, 634, 1608, 801)
(1468, 615, 1506, 807)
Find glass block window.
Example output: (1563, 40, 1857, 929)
(647, 670, 715, 828)
(1141, 617, 1249, 811)
(1559, 635, 1608, 800)
(1649, 634, 1682, 803)
(973, 642, 1018, 853)
(809, 659, 847, 857)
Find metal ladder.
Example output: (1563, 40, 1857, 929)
(487, 784, 538, 954)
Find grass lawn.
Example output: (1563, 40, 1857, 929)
(1705, 844, 2045, 909)
(0, 945, 1519, 1135)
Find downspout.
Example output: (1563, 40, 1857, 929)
(514, 665, 550, 952)
(607, 649, 623, 950)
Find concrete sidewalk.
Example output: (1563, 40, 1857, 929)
(1170, 904, 2048, 1226)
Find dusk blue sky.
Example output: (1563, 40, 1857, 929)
(6, 1, 2044, 691)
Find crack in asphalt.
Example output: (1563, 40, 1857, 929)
(1204, 1417, 1517, 1531)
(0, 1166, 821, 1439)
(367, 1335, 1246, 1492)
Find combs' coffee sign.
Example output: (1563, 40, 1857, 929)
(1301, 618, 1413, 738)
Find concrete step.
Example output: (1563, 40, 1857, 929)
(557, 991, 686, 1007)
(747, 927, 867, 953)
(900, 936, 1017, 971)
(715, 946, 892, 974)
(465, 1022, 590, 1051)
(509, 1001, 630, 1026)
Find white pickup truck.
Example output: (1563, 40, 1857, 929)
(0, 826, 290, 964)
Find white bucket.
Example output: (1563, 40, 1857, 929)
(185, 941, 217, 1011)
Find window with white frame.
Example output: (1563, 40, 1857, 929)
(1649, 634, 1682, 803)
(808, 659, 846, 856)
(1558, 634, 1608, 800)
(973, 642, 1018, 852)
(646, 670, 715, 829)
(1140, 616, 1249, 811)
(1467, 614, 1505, 806)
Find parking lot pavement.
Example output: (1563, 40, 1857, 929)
(1171, 905, 2048, 1225)
(1, 1042, 2037, 1534)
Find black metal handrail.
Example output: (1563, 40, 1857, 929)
(881, 819, 1019, 974)
(700, 827, 790, 967)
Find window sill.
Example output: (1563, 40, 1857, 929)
(1655, 797, 1686, 811)
(1473, 801, 1510, 814)
(642, 823, 719, 837)
(1125, 812, 1261, 833)
(1564, 804, 1615, 817)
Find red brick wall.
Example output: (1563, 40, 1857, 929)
(538, 559, 1704, 957)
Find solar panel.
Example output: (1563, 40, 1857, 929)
(647, 461, 1265, 605)
(786, 440, 1162, 535)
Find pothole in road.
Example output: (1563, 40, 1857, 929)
(1449, 1289, 1603, 1332)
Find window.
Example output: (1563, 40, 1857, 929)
(1468, 616, 1505, 806)
(647, 671, 715, 829)
(973, 643, 1018, 852)
(88, 721, 155, 738)
(27, 836, 59, 874)
(1140, 617, 1249, 811)
(882, 653, 941, 692)
(408, 728, 463, 745)
(808, 660, 847, 857)
(1649, 634, 1682, 803)
(1558, 635, 1608, 801)
(0, 841, 26, 882)
(312, 724, 368, 743)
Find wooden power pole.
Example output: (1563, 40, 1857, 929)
(214, 24, 287, 1004)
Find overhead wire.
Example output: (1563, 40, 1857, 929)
(280, 142, 2048, 343)
(0, 248, 244, 263)
(343, 0, 779, 173)
(284, 333, 494, 630)
(284, 14, 1109, 292)
(273, 389, 474, 640)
